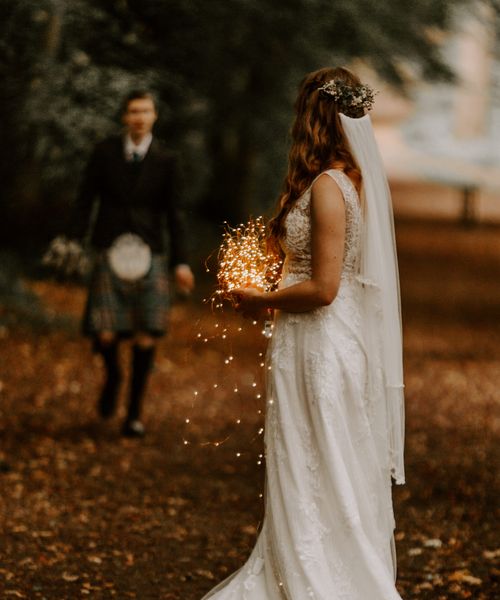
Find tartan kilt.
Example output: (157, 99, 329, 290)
(83, 253, 170, 337)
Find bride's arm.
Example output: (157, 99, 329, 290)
(235, 174, 345, 314)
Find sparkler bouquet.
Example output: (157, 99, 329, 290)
(215, 217, 282, 299)
(186, 218, 278, 450)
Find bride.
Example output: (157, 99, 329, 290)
(202, 66, 405, 600)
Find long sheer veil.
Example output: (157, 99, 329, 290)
(340, 113, 405, 484)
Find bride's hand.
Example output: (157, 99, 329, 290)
(229, 287, 266, 320)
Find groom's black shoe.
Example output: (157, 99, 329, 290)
(122, 345, 155, 433)
(122, 419, 145, 438)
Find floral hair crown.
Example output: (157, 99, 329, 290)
(317, 79, 377, 112)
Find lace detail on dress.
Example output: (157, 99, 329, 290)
(265, 375, 288, 466)
(281, 169, 362, 284)
(281, 193, 312, 279)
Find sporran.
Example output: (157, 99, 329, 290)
(107, 233, 152, 282)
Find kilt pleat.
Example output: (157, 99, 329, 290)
(83, 254, 170, 337)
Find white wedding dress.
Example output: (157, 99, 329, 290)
(202, 169, 403, 600)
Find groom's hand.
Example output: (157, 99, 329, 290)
(174, 264, 195, 295)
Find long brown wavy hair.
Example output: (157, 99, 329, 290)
(268, 66, 363, 252)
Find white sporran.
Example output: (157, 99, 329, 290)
(107, 233, 152, 282)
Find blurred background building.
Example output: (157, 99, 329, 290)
(373, 3, 500, 223)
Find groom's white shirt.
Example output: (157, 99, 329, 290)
(124, 133, 153, 162)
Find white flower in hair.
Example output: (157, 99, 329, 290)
(317, 79, 377, 113)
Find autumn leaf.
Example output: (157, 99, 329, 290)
(448, 570, 482, 586)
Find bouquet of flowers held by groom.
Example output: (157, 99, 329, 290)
(42, 236, 91, 277)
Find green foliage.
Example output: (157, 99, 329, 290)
(0, 1, 51, 170)
(0, 0, 491, 239)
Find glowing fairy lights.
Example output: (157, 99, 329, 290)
(215, 217, 282, 297)
(181, 217, 282, 487)
(181, 308, 270, 461)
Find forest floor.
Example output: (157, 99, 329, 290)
(0, 219, 499, 600)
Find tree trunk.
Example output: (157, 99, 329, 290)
(12, 1, 65, 244)
(203, 119, 257, 225)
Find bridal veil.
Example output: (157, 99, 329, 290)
(340, 113, 405, 485)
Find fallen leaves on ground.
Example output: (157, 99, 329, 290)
(0, 221, 499, 599)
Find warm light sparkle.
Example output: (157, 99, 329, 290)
(216, 217, 282, 297)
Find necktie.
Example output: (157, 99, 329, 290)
(132, 151, 141, 163)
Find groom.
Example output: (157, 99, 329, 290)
(71, 89, 195, 436)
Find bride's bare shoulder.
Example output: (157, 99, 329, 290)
(310, 173, 344, 217)
(311, 172, 343, 198)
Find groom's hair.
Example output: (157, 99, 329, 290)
(121, 89, 158, 114)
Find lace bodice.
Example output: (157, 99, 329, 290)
(281, 169, 362, 282)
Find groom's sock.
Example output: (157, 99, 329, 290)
(126, 344, 155, 423)
(96, 339, 121, 418)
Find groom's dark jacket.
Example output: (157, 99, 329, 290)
(71, 135, 189, 268)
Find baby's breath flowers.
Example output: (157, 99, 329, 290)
(317, 79, 377, 113)
(215, 217, 282, 299)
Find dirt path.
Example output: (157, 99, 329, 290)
(0, 221, 499, 599)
